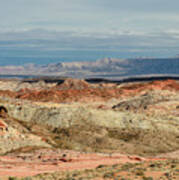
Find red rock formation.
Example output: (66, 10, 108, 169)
(0, 120, 7, 133)
(0, 79, 178, 103)
(57, 78, 91, 90)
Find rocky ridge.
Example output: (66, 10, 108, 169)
(0, 57, 179, 78)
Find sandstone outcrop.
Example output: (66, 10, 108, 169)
(0, 109, 51, 154)
(57, 78, 91, 90)
(112, 91, 169, 112)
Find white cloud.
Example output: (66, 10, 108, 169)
(0, 28, 179, 51)
(1, 0, 179, 31)
(0, 0, 179, 58)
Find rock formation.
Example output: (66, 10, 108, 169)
(0, 79, 178, 179)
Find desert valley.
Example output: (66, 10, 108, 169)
(1, 0, 179, 179)
(0, 77, 178, 179)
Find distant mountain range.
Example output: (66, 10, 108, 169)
(0, 57, 178, 78)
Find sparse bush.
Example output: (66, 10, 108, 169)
(8, 177, 18, 180)
(143, 177, 153, 180)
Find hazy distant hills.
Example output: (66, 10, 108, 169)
(0, 57, 178, 78)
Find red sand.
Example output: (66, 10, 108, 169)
(0, 150, 166, 177)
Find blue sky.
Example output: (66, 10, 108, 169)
(0, 0, 179, 64)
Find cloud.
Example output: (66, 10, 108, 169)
(0, 28, 179, 51)
(0, 0, 179, 59)
(1, 0, 179, 31)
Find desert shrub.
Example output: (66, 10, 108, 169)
(8, 177, 18, 180)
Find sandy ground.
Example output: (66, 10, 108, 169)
(0, 149, 166, 178)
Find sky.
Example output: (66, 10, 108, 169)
(0, 0, 179, 65)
